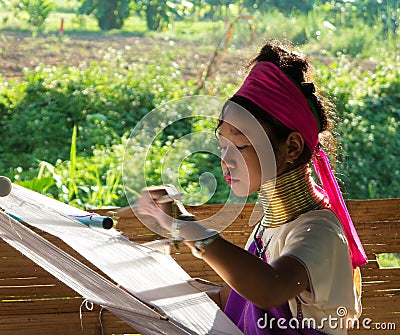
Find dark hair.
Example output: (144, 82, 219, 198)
(219, 39, 337, 168)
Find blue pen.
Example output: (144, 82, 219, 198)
(71, 215, 114, 229)
(5, 212, 113, 230)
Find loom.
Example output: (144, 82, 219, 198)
(0, 179, 243, 335)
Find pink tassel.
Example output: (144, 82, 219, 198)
(313, 148, 367, 268)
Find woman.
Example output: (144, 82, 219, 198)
(137, 39, 367, 334)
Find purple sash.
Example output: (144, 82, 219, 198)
(224, 241, 324, 334)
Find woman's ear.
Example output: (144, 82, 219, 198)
(285, 132, 305, 163)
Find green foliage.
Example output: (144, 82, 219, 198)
(3, 0, 54, 34)
(320, 23, 382, 58)
(0, 49, 197, 171)
(309, 0, 399, 56)
(133, 0, 183, 31)
(315, 0, 399, 33)
(1, 50, 399, 204)
(0, 1, 399, 208)
(376, 253, 400, 268)
(15, 141, 126, 209)
(124, 134, 220, 206)
(317, 57, 400, 199)
(253, 9, 310, 45)
(78, 0, 131, 30)
(21, 0, 54, 29)
(14, 126, 228, 209)
(0, 1, 398, 57)
(242, 0, 313, 14)
(13, 123, 125, 208)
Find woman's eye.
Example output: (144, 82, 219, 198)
(219, 144, 248, 152)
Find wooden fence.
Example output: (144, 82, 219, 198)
(0, 199, 399, 334)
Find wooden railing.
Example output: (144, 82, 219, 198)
(0, 199, 399, 334)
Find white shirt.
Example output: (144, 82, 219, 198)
(246, 209, 362, 335)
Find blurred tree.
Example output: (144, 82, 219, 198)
(133, 0, 180, 31)
(204, 0, 235, 19)
(241, 0, 313, 14)
(144, 0, 166, 30)
(3, 0, 54, 34)
(78, 0, 131, 30)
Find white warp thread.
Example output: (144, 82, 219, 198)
(0, 210, 190, 335)
(79, 299, 95, 331)
(0, 185, 243, 335)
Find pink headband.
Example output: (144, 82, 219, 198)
(235, 62, 319, 151)
(235, 61, 367, 268)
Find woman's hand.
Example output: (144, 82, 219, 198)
(136, 185, 175, 231)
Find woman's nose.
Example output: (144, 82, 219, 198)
(221, 147, 236, 169)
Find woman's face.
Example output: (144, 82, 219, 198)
(219, 122, 262, 196)
(218, 105, 277, 197)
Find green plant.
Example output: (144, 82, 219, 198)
(241, 0, 313, 14)
(17, 0, 54, 35)
(133, 0, 178, 31)
(78, 0, 131, 30)
(0, 49, 198, 171)
(315, 0, 399, 32)
(325, 23, 380, 57)
(313, 0, 399, 56)
(376, 253, 400, 268)
(13, 123, 228, 208)
(317, 57, 400, 199)
(196, 14, 256, 93)
(15, 130, 126, 209)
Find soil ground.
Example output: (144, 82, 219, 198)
(0, 31, 378, 87)
(0, 31, 248, 84)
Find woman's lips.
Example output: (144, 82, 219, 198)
(224, 175, 238, 185)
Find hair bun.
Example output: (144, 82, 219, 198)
(300, 82, 316, 96)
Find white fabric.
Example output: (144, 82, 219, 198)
(0, 211, 182, 335)
(0, 184, 243, 335)
(246, 209, 361, 335)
